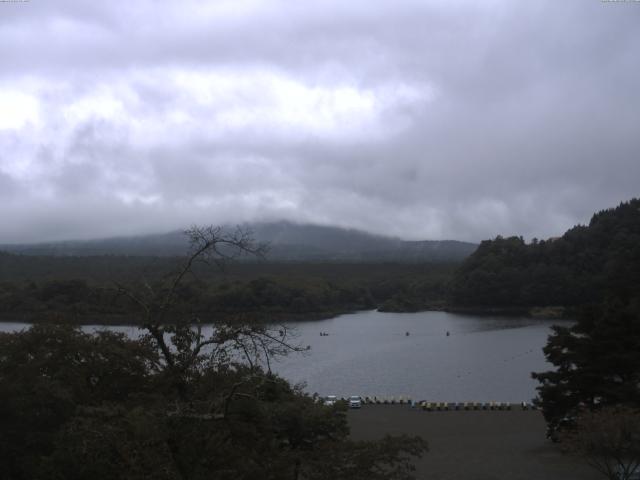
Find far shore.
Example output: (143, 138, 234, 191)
(443, 305, 567, 319)
(0, 304, 570, 326)
(0, 309, 357, 326)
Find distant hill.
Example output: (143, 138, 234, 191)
(0, 221, 477, 263)
(450, 198, 640, 308)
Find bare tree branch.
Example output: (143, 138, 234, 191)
(561, 407, 640, 480)
(110, 225, 302, 401)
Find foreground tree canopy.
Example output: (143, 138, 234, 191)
(0, 324, 426, 480)
(0, 227, 427, 480)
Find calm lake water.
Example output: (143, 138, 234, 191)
(0, 310, 561, 403)
(273, 310, 559, 403)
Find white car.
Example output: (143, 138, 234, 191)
(349, 395, 362, 409)
(324, 395, 338, 406)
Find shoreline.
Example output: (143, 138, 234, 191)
(0, 304, 569, 326)
(443, 305, 567, 319)
(0, 309, 358, 327)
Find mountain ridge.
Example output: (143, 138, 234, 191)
(0, 221, 477, 263)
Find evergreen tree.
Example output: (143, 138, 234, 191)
(532, 299, 640, 433)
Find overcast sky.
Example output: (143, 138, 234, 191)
(0, 0, 638, 243)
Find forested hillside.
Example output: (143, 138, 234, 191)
(3, 200, 638, 322)
(0, 255, 455, 323)
(0, 221, 470, 323)
(450, 198, 640, 309)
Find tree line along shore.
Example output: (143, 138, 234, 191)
(1, 199, 638, 324)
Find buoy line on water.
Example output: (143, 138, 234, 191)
(452, 346, 539, 382)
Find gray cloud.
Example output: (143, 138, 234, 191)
(0, 0, 638, 243)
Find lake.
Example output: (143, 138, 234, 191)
(0, 310, 561, 403)
(272, 310, 559, 403)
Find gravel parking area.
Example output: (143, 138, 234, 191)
(348, 405, 600, 480)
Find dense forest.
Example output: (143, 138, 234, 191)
(529, 202, 640, 447)
(450, 199, 640, 312)
(0, 222, 469, 323)
(0, 255, 455, 323)
(1, 199, 639, 324)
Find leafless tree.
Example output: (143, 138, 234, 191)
(115, 225, 306, 399)
(560, 407, 640, 480)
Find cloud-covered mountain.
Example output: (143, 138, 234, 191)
(1, 221, 477, 262)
